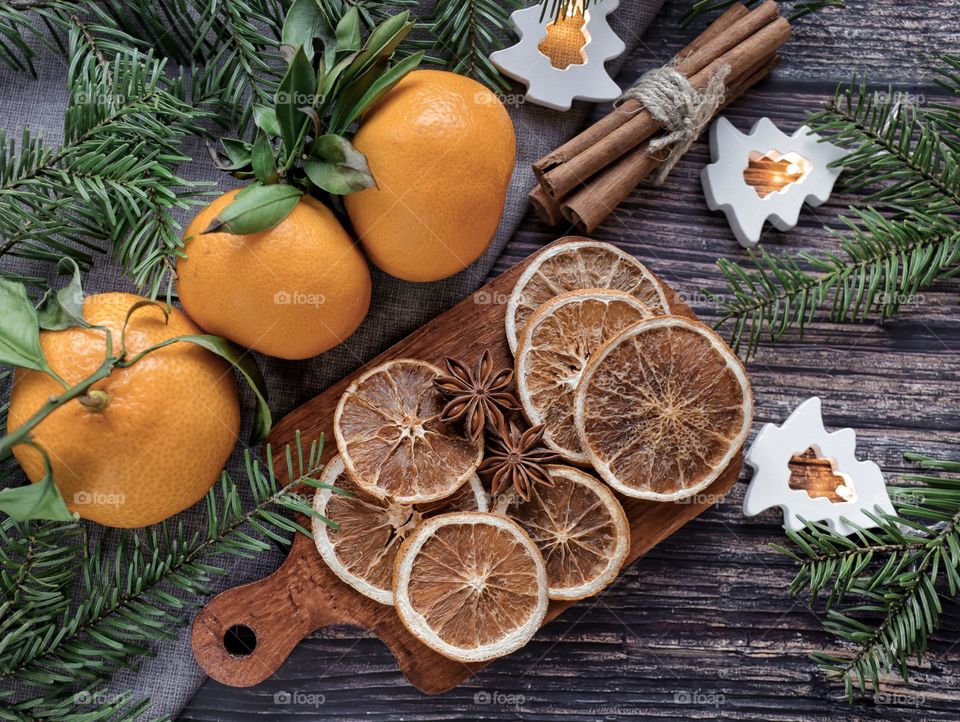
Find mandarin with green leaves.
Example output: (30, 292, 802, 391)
(7, 293, 240, 528)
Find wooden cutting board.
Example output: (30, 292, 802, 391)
(191, 237, 744, 693)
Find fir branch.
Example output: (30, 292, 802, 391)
(713, 57, 960, 357)
(0, 35, 210, 296)
(775, 452, 960, 698)
(0, 433, 329, 719)
(421, 0, 520, 91)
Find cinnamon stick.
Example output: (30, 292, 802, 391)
(532, 2, 750, 182)
(529, 185, 563, 225)
(538, 1, 785, 200)
(560, 54, 782, 232)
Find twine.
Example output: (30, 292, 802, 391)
(617, 63, 731, 184)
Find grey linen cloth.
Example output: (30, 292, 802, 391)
(0, 0, 664, 717)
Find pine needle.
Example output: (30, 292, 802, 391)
(713, 55, 960, 358)
(0, 433, 329, 719)
(776, 452, 960, 699)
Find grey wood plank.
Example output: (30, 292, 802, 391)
(181, 3, 960, 720)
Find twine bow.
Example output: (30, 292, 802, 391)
(617, 64, 731, 184)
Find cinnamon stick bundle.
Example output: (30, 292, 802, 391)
(529, 1, 791, 232)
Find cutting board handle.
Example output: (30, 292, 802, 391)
(191, 550, 346, 687)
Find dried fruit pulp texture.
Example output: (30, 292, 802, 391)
(336, 361, 482, 502)
(503, 466, 628, 599)
(509, 241, 668, 351)
(315, 457, 484, 602)
(581, 321, 749, 497)
(405, 521, 542, 648)
(519, 292, 648, 459)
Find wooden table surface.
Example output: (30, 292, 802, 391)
(180, 2, 960, 720)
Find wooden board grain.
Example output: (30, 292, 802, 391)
(190, 238, 744, 693)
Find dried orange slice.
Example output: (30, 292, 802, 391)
(506, 238, 669, 353)
(494, 465, 630, 600)
(334, 359, 484, 504)
(393, 512, 548, 662)
(574, 316, 752, 501)
(312, 455, 487, 604)
(515, 289, 652, 462)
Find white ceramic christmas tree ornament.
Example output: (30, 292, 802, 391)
(743, 397, 896, 536)
(701, 117, 846, 249)
(489, 0, 625, 111)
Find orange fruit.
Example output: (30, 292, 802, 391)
(6, 292, 240, 527)
(506, 238, 670, 353)
(334, 359, 483, 504)
(574, 316, 752, 501)
(311, 454, 487, 604)
(177, 189, 371, 360)
(514, 289, 651, 463)
(392, 512, 548, 662)
(344, 70, 516, 282)
(494, 465, 630, 600)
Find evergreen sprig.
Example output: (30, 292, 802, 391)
(419, 0, 520, 91)
(774, 453, 960, 699)
(713, 55, 960, 357)
(0, 29, 209, 298)
(0, 0, 286, 128)
(0, 432, 332, 721)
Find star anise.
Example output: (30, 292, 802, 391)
(434, 350, 520, 441)
(478, 418, 559, 502)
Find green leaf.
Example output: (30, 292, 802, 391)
(304, 135, 375, 194)
(173, 336, 273, 442)
(276, 46, 320, 159)
(331, 14, 417, 132)
(0, 277, 48, 372)
(335, 8, 362, 54)
(343, 52, 423, 129)
(252, 105, 282, 137)
(281, 0, 328, 62)
(251, 135, 279, 185)
(37, 258, 86, 331)
(219, 138, 253, 171)
(202, 184, 303, 235)
(0, 444, 75, 522)
(343, 12, 414, 86)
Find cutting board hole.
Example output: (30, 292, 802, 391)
(788, 447, 856, 504)
(223, 624, 257, 656)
